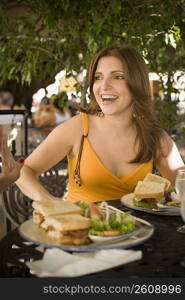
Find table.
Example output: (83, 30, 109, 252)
(0, 200, 185, 278)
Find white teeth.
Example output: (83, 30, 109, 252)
(101, 95, 117, 101)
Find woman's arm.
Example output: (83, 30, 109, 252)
(156, 131, 185, 186)
(16, 115, 81, 201)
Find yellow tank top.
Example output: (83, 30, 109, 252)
(67, 113, 153, 203)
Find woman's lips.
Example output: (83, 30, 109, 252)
(100, 95, 118, 105)
(101, 95, 118, 101)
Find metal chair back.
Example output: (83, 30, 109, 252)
(2, 166, 68, 232)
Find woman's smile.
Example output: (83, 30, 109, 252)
(101, 94, 118, 104)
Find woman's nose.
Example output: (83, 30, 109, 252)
(101, 78, 111, 89)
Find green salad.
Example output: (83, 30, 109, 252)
(78, 201, 136, 236)
(89, 212, 136, 236)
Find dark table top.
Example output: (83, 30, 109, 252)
(0, 200, 185, 278)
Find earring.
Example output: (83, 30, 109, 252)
(133, 113, 144, 120)
(96, 109, 104, 117)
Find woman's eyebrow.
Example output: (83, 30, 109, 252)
(95, 70, 124, 74)
(111, 70, 125, 74)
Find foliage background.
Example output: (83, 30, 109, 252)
(0, 0, 185, 134)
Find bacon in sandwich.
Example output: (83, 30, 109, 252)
(41, 214, 91, 245)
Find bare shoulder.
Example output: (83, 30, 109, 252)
(50, 113, 82, 139)
(55, 113, 82, 130)
(43, 113, 83, 156)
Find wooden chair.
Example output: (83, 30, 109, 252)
(1, 166, 68, 232)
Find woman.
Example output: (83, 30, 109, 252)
(0, 127, 24, 192)
(16, 45, 184, 203)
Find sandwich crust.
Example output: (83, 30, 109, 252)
(134, 181, 165, 199)
(41, 214, 91, 232)
(32, 200, 83, 217)
(143, 173, 171, 191)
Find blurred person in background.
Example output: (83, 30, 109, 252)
(0, 91, 14, 110)
(33, 93, 71, 128)
(33, 96, 55, 128)
(51, 92, 71, 125)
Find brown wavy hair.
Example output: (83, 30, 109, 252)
(80, 45, 163, 164)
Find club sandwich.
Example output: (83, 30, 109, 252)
(32, 200, 92, 245)
(133, 173, 176, 209)
(41, 213, 91, 245)
(133, 180, 166, 209)
(32, 200, 84, 227)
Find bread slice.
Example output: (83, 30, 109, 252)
(41, 214, 91, 232)
(143, 173, 171, 191)
(134, 181, 165, 199)
(32, 200, 83, 217)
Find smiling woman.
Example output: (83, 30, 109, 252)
(16, 45, 184, 204)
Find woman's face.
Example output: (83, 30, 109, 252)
(92, 56, 132, 117)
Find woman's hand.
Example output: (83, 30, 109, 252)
(0, 127, 24, 191)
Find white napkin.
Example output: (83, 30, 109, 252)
(27, 248, 142, 277)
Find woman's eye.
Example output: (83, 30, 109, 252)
(94, 75, 102, 80)
(114, 75, 125, 80)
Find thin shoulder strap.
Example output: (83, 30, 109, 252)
(81, 112, 89, 137)
(73, 113, 88, 186)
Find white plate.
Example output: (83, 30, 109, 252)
(88, 227, 138, 244)
(19, 216, 154, 252)
(121, 193, 180, 216)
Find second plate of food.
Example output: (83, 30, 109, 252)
(120, 193, 180, 216)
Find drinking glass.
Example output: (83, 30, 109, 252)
(175, 169, 185, 233)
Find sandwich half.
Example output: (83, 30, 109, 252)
(32, 200, 83, 227)
(133, 180, 166, 209)
(143, 173, 171, 191)
(41, 214, 91, 245)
